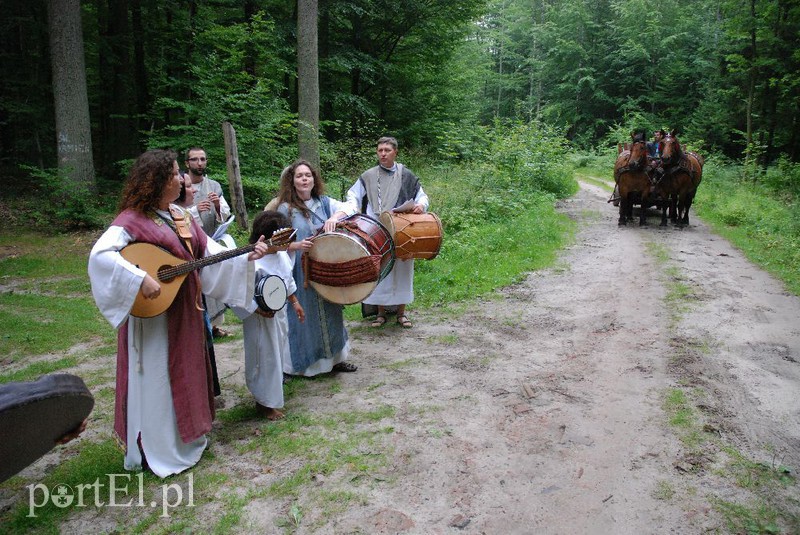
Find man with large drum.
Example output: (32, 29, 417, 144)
(346, 136, 430, 329)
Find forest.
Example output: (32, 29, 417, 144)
(1, 0, 799, 226)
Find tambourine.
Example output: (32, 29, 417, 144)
(254, 275, 288, 312)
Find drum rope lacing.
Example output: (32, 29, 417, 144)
(303, 220, 384, 288)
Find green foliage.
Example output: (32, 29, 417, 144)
(482, 120, 576, 198)
(396, 121, 577, 308)
(712, 497, 785, 535)
(146, 10, 296, 187)
(15, 166, 108, 230)
(695, 159, 800, 295)
(320, 0, 487, 146)
(762, 157, 800, 200)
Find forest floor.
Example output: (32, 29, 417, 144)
(6, 179, 800, 533)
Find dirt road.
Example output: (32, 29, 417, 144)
(14, 180, 799, 533)
(298, 180, 800, 533)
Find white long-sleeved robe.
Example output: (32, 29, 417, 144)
(345, 176, 429, 305)
(231, 252, 296, 409)
(88, 213, 254, 477)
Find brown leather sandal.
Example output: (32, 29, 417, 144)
(396, 315, 413, 328)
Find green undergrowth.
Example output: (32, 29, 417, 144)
(694, 159, 800, 296)
(343, 161, 576, 319)
(2, 439, 128, 533)
(413, 194, 574, 307)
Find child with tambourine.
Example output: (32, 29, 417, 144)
(230, 211, 304, 420)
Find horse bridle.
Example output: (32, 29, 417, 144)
(660, 135, 680, 166)
(625, 139, 647, 171)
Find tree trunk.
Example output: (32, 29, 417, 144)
(319, 4, 333, 123)
(297, 0, 320, 169)
(47, 0, 96, 190)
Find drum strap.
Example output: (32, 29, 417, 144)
(167, 206, 204, 312)
(363, 164, 402, 213)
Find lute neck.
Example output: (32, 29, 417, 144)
(158, 243, 257, 281)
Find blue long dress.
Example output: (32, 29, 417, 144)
(278, 197, 351, 376)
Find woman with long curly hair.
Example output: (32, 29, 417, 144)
(89, 149, 271, 477)
(277, 159, 359, 376)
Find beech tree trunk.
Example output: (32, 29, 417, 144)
(297, 0, 320, 169)
(48, 0, 95, 190)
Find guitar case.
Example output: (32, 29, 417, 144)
(0, 373, 94, 482)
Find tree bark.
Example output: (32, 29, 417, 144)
(297, 0, 320, 169)
(48, 0, 96, 190)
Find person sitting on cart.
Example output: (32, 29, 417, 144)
(647, 129, 666, 181)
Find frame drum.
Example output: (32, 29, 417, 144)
(306, 214, 395, 305)
(379, 211, 443, 260)
(254, 274, 288, 312)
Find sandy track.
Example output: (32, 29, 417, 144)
(316, 180, 800, 533)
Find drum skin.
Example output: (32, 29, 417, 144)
(306, 214, 395, 305)
(379, 212, 443, 260)
(254, 274, 287, 312)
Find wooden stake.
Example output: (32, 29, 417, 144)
(222, 121, 248, 230)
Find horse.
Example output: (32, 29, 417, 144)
(653, 131, 703, 226)
(613, 131, 651, 226)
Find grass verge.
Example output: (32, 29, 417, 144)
(694, 160, 800, 296)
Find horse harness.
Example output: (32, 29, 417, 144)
(614, 142, 647, 179)
(662, 153, 699, 182)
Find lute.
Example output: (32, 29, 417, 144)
(120, 227, 296, 318)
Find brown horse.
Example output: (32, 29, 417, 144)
(653, 131, 703, 226)
(614, 131, 651, 226)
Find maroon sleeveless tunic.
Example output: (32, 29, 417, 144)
(111, 208, 213, 446)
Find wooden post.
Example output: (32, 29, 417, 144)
(222, 121, 248, 230)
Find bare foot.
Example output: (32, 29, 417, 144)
(256, 403, 284, 420)
(265, 408, 284, 421)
